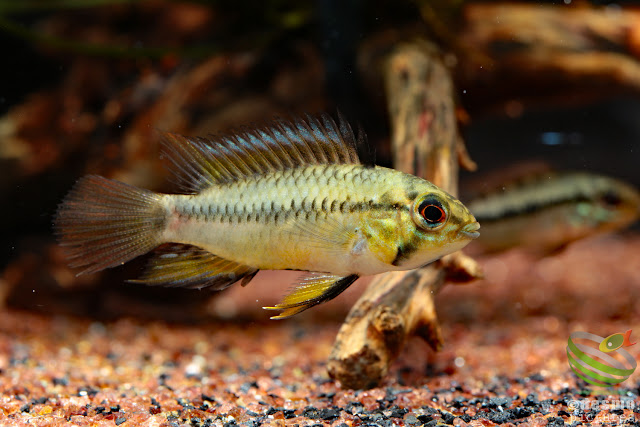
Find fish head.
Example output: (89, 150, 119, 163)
(579, 176, 640, 232)
(411, 188, 480, 251)
(372, 180, 480, 270)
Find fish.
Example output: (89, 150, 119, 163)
(466, 172, 640, 254)
(54, 113, 480, 319)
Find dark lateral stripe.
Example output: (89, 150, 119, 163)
(177, 199, 409, 223)
(472, 194, 596, 223)
(467, 172, 633, 224)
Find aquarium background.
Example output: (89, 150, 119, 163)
(0, 1, 638, 317)
(0, 2, 639, 425)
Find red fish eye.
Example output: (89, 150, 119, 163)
(419, 201, 446, 224)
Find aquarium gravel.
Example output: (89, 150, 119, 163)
(0, 235, 639, 426)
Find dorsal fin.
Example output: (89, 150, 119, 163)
(162, 113, 369, 193)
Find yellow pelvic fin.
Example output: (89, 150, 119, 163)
(264, 273, 359, 319)
(130, 244, 257, 290)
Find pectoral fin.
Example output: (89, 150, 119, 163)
(130, 244, 258, 290)
(289, 215, 357, 256)
(264, 273, 359, 319)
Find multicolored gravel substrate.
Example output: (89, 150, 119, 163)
(1, 235, 639, 426)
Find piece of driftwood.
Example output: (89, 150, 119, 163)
(357, 4, 640, 115)
(327, 42, 481, 389)
(457, 3, 640, 112)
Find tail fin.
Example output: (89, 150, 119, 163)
(54, 175, 166, 275)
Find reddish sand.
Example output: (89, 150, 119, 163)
(1, 234, 639, 425)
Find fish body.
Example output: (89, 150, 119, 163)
(467, 172, 640, 253)
(55, 114, 479, 318)
(163, 163, 473, 276)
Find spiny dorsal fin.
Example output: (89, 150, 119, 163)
(263, 273, 359, 319)
(130, 244, 258, 290)
(162, 113, 369, 193)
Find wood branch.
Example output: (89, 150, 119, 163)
(385, 42, 477, 186)
(327, 268, 444, 389)
(457, 3, 640, 113)
(357, 4, 640, 116)
(327, 42, 481, 389)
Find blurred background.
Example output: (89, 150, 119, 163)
(1, 0, 639, 321)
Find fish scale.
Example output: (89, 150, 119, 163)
(164, 164, 394, 274)
(172, 165, 380, 223)
(55, 113, 479, 318)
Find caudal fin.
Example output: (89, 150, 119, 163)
(54, 175, 166, 275)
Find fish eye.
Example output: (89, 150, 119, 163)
(420, 202, 446, 224)
(414, 196, 448, 230)
(600, 191, 622, 207)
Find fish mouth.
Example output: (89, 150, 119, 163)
(460, 222, 480, 239)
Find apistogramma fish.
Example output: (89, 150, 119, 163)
(55, 114, 480, 318)
(467, 172, 639, 254)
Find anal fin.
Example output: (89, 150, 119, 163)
(130, 244, 258, 290)
(264, 273, 359, 319)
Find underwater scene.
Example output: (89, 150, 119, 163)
(1, 1, 639, 425)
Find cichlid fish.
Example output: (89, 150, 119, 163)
(55, 114, 480, 318)
(467, 172, 640, 254)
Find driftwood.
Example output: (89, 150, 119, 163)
(357, 4, 640, 116)
(457, 3, 640, 112)
(327, 42, 481, 389)
(330, 3, 640, 387)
